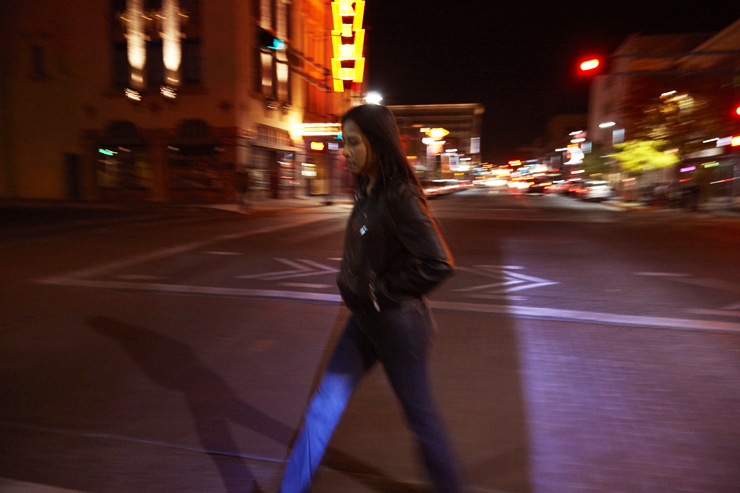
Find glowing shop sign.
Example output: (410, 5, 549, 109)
(330, 0, 366, 92)
(564, 145, 584, 165)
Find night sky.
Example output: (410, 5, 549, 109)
(362, 1, 740, 163)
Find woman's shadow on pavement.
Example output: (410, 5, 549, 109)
(87, 316, 294, 493)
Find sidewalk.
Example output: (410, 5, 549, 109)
(205, 195, 354, 214)
(0, 195, 353, 215)
(602, 195, 740, 217)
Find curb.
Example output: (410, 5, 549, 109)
(601, 200, 740, 217)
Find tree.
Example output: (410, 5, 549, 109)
(612, 139, 679, 175)
(620, 74, 734, 159)
(581, 143, 612, 178)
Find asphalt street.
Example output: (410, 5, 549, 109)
(1, 188, 739, 492)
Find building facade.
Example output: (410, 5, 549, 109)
(0, 0, 358, 203)
(586, 18, 740, 199)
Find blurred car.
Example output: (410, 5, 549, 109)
(507, 176, 534, 192)
(547, 180, 571, 194)
(576, 180, 614, 201)
(420, 179, 460, 197)
(527, 177, 552, 194)
(477, 177, 508, 187)
(441, 180, 461, 194)
(564, 180, 586, 196)
(420, 179, 442, 197)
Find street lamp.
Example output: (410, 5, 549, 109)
(364, 92, 382, 105)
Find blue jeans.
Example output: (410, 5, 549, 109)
(277, 300, 464, 493)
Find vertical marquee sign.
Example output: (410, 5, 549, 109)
(331, 0, 365, 92)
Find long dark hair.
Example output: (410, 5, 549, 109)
(342, 104, 423, 196)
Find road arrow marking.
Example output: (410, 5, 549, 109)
(237, 258, 339, 281)
(238, 258, 309, 280)
(455, 266, 558, 294)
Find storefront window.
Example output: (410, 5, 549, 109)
(248, 147, 272, 190)
(96, 146, 152, 189)
(168, 144, 223, 189)
(279, 152, 296, 188)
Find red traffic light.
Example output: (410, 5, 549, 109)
(735, 105, 740, 116)
(580, 58, 600, 72)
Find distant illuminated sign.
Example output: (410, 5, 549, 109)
(310, 142, 325, 151)
(296, 123, 341, 137)
(426, 140, 444, 156)
(331, 0, 366, 92)
(427, 128, 449, 139)
(564, 145, 584, 165)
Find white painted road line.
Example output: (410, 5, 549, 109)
(430, 301, 740, 334)
(35, 215, 331, 284)
(114, 274, 165, 281)
(238, 258, 309, 280)
(280, 282, 332, 289)
(37, 278, 343, 303)
(35, 274, 740, 334)
(635, 272, 690, 277)
(0, 477, 86, 493)
(671, 277, 740, 293)
(685, 308, 740, 318)
(237, 258, 339, 280)
(455, 266, 558, 294)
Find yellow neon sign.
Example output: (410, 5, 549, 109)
(427, 128, 449, 139)
(330, 0, 365, 92)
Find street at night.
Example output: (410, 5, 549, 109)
(2, 189, 739, 492)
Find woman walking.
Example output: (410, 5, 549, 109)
(277, 104, 464, 493)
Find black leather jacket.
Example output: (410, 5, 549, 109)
(336, 178, 454, 315)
